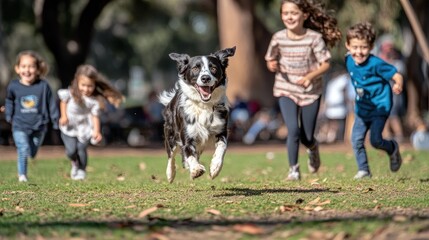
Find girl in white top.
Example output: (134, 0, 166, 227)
(58, 65, 123, 180)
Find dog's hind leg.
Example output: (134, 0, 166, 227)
(210, 138, 227, 179)
(166, 146, 178, 183)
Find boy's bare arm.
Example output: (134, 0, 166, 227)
(391, 73, 403, 95)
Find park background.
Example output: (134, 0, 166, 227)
(0, 0, 428, 146)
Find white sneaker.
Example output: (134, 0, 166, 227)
(18, 175, 28, 182)
(70, 164, 78, 179)
(354, 170, 372, 179)
(286, 164, 300, 181)
(73, 170, 86, 180)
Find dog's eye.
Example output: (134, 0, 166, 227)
(210, 67, 217, 73)
(191, 67, 199, 73)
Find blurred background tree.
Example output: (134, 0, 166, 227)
(0, 0, 428, 129)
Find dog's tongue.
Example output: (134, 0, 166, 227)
(198, 86, 212, 100)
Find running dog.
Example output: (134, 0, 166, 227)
(159, 47, 236, 183)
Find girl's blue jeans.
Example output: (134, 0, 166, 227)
(12, 130, 46, 176)
(351, 114, 395, 172)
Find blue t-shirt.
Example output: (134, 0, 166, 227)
(345, 54, 397, 119)
(5, 79, 59, 133)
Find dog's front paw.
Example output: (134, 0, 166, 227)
(190, 164, 206, 179)
(166, 160, 176, 183)
(210, 158, 224, 179)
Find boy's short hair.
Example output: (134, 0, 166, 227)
(346, 22, 376, 45)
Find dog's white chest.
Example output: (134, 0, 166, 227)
(184, 101, 225, 142)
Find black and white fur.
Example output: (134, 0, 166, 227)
(159, 47, 236, 183)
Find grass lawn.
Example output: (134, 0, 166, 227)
(0, 146, 429, 239)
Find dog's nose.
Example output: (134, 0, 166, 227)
(201, 75, 211, 83)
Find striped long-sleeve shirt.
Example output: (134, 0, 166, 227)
(265, 28, 331, 106)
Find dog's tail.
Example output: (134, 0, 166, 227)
(158, 87, 177, 106)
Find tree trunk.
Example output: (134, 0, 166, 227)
(217, 0, 274, 106)
(404, 0, 429, 130)
(38, 0, 112, 87)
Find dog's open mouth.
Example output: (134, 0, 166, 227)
(196, 85, 213, 101)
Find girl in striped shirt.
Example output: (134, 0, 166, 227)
(265, 0, 341, 180)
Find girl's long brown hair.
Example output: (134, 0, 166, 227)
(70, 64, 124, 109)
(281, 0, 342, 48)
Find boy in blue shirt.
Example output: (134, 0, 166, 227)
(345, 22, 404, 179)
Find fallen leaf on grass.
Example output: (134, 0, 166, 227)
(362, 188, 374, 193)
(139, 162, 146, 171)
(124, 205, 136, 209)
(117, 174, 125, 181)
(373, 204, 382, 210)
(68, 203, 90, 207)
(233, 224, 265, 235)
(308, 197, 331, 206)
(308, 197, 320, 205)
(279, 204, 300, 212)
(15, 206, 24, 212)
(138, 206, 159, 218)
(313, 206, 324, 212)
(309, 178, 320, 185)
(206, 209, 221, 216)
(302, 206, 324, 212)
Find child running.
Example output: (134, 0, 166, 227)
(345, 22, 403, 179)
(5, 50, 59, 182)
(58, 64, 123, 180)
(265, 0, 341, 180)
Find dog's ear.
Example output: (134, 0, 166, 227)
(212, 46, 236, 68)
(169, 53, 190, 74)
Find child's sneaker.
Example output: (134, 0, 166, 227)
(73, 170, 86, 180)
(353, 170, 371, 179)
(307, 143, 321, 173)
(286, 164, 300, 181)
(18, 175, 28, 182)
(389, 140, 402, 172)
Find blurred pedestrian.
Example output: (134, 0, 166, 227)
(376, 35, 407, 143)
(317, 67, 352, 143)
(265, 0, 341, 180)
(4, 50, 59, 182)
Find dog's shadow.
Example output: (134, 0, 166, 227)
(213, 187, 339, 197)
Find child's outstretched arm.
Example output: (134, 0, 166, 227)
(59, 101, 69, 126)
(297, 61, 330, 88)
(391, 72, 403, 95)
(91, 115, 102, 142)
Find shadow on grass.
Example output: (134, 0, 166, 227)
(214, 187, 340, 197)
(1, 213, 428, 235)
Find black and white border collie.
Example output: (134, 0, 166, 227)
(159, 47, 236, 183)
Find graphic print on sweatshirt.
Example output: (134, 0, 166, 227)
(20, 95, 39, 113)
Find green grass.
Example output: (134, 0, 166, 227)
(1, 147, 429, 239)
